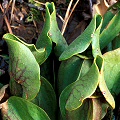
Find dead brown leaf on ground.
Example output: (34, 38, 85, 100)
(93, 0, 117, 16)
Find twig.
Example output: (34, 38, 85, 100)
(56, 7, 84, 12)
(0, 3, 13, 34)
(57, 13, 64, 23)
(33, 0, 45, 5)
(11, 0, 16, 22)
(61, 0, 80, 35)
(4, 0, 12, 15)
(68, 0, 80, 22)
(61, 0, 73, 35)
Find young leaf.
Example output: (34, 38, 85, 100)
(4, 39, 40, 100)
(91, 15, 102, 58)
(36, 2, 52, 60)
(46, 2, 68, 57)
(1, 96, 50, 120)
(32, 76, 57, 120)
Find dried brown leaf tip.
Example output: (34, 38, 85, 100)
(1, 100, 9, 119)
(0, 85, 9, 102)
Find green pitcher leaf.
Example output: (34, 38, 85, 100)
(98, 60, 115, 109)
(3, 33, 46, 65)
(36, 2, 52, 60)
(40, 55, 54, 85)
(65, 98, 109, 120)
(46, 2, 68, 57)
(99, 74, 115, 109)
(62, 99, 93, 120)
(59, 14, 102, 61)
(4, 39, 40, 100)
(100, 11, 114, 33)
(60, 97, 109, 120)
(1, 96, 50, 120)
(58, 56, 83, 95)
(103, 48, 120, 96)
(95, 55, 115, 109)
(79, 59, 92, 78)
(32, 76, 57, 120)
(100, 11, 120, 50)
(91, 15, 102, 58)
(60, 57, 100, 111)
(112, 34, 120, 50)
